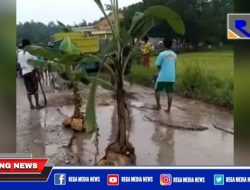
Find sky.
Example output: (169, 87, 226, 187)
(17, 0, 142, 25)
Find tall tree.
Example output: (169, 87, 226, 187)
(121, 0, 233, 46)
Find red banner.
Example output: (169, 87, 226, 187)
(0, 159, 48, 173)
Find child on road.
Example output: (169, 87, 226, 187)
(142, 36, 152, 68)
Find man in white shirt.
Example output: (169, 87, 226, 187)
(16, 44, 22, 77)
(17, 39, 43, 109)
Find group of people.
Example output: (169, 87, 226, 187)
(17, 37, 177, 114)
(142, 37, 177, 113)
(17, 39, 43, 110)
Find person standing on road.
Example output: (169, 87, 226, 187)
(142, 36, 152, 68)
(16, 44, 23, 77)
(154, 39, 177, 113)
(17, 39, 43, 110)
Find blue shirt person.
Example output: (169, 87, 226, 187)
(154, 39, 177, 113)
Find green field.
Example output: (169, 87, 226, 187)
(176, 51, 233, 79)
(129, 51, 234, 109)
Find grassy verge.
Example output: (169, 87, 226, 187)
(128, 51, 234, 110)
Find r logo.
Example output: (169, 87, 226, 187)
(227, 14, 250, 40)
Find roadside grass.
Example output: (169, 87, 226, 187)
(128, 51, 234, 109)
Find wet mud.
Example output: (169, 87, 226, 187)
(17, 79, 233, 165)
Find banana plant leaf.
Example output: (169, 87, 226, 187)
(87, 76, 114, 91)
(100, 38, 117, 55)
(28, 59, 65, 76)
(61, 54, 83, 65)
(64, 63, 74, 82)
(129, 13, 156, 40)
(57, 20, 72, 32)
(129, 12, 144, 34)
(81, 56, 101, 65)
(129, 5, 185, 39)
(48, 61, 65, 74)
(101, 27, 131, 55)
(145, 5, 185, 35)
(76, 56, 101, 74)
(27, 59, 49, 71)
(27, 44, 81, 64)
(93, 0, 115, 37)
(80, 54, 116, 79)
(73, 71, 90, 85)
(24, 45, 63, 60)
(85, 78, 97, 133)
(59, 36, 81, 55)
(93, 0, 106, 15)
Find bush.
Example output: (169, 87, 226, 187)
(177, 65, 205, 95)
(176, 64, 233, 109)
(132, 46, 143, 65)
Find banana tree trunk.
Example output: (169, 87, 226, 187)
(116, 77, 127, 149)
(72, 82, 82, 118)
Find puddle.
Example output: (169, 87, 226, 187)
(17, 79, 234, 165)
(129, 108, 233, 165)
(72, 103, 233, 165)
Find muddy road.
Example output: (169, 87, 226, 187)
(17, 78, 233, 165)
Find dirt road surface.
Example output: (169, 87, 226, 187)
(17, 78, 233, 165)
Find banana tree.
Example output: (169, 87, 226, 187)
(26, 37, 93, 131)
(91, 0, 185, 164)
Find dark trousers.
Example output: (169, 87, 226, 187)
(23, 71, 38, 95)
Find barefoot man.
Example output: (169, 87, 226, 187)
(17, 39, 43, 110)
(154, 39, 177, 113)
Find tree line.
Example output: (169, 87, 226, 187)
(122, 0, 233, 47)
(17, 21, 60, 44)
(17, 0, 233, 47)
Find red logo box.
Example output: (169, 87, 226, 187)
(107, 174, 119, 186)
